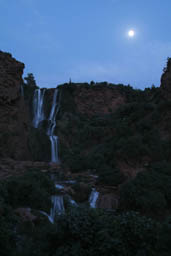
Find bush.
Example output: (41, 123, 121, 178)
(71, 183, 91, 202)
(97, 167, 126, 186)
(18, 208, 161, 256)
(119, 162, 171, 215)
(0, 171, 55, 212)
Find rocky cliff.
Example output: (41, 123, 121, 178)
(161, 57, 171, 96)
(0, 51, 30, 160)
(0, 51, 171, 217)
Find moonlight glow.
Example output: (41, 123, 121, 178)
(128, 30, 135, 37)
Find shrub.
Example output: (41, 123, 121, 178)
(18, 208, 161, 256)
(0, 171, 55, 212)
(97, 167, 126, 186)
(119, 162, 171, 215)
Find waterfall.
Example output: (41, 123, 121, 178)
(69, 197, 78, 206)
(32, 87, 59, 163)
(89, 188, 99, 208)
(47, 89, 59, 163)
(32, 88, 46, 128)
(48, 89, 58, 123)
(50, 195, 65, 223)
(55, 184, 64, 190)
(20, 85, 24, 97)
(40, 195, 65, 224)
(49, 136, 58, 163)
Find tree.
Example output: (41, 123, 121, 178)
(24, 73, 37, 87)
(90, 80, 95, 86)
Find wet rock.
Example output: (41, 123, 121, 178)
(97, 194, 118, 210)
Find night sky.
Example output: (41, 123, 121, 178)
(1, 0, 171, 89)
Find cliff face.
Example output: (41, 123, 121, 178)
(1, 51, 171, 218)
(160, 58, 171, 97)
(72, 85, 125, 116)
(58, 83, 125, 117)
(0, 51, 30, 160)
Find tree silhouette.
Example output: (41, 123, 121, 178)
(24, 73, 37, 87)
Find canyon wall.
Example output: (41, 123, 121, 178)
(0, 51, 31, 160)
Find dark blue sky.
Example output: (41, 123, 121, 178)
(1, 0, 171, 88)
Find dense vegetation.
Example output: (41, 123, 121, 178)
(16, 65, 171, 254)
(0, 171, 170, 256)
(56, 83, 171, 218)
(15, 209, 171, 256)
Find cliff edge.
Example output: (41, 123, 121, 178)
(0, 51, 30, 160)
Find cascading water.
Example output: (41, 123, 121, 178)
(32, 88, 46, 128)
(20, 85, 24, 97)
(47, 89, 59, 163)
(49, 136, 58, 163)
(32, 87, 59, 162)
(40, 195, 65, 224)
(69, 197, 78, 206)
(89, 188, 99, 208)
(50, 195, 65, 223)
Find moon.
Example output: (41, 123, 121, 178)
(128, 30, 135, 37)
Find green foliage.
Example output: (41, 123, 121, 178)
(0, 171, 55, 212)
(18, 208, 163, 256)
(71, 183, 91, 202)
(119, 162, 171, 215)
(0, 213, 18, 256)
(158, 216, 171, 255)
(24, 73, 37, 87)
(97, 166, 126, 186)
(0, 173, 170, 255)
(57, 85, 77, 116)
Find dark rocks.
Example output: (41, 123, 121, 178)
(0, 159, 61, 180)
(0, 51, 24, 105)
(0, 51, 30, 160)
(161, 58, 171, 97)
(28, 127, 51, 162)
(97, 194, 118, 210)
(72, 85, 125, 117)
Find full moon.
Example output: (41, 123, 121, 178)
(128, 30, 135, 37)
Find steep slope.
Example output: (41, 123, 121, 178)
(1, 51, 171, 218)
(0, 51, 30, 160)
(56, 71, 171, 217)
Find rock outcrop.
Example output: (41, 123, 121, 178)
(97, 194, 118, 210)
(160, 58, 171, 96)
(73, 85, 125, 116)
(0, 51, 30, 160)
(58, 83, 125, 118)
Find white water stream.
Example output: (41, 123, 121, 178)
(20, 85, 24, 97)
(32, 88, 59, 163)
(32, 88, 46, 128)
(50, 195, 65, 222)
(89, 188, 99, 208)
(40, 195, 65, 224)
(47, 89, 59, 163)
